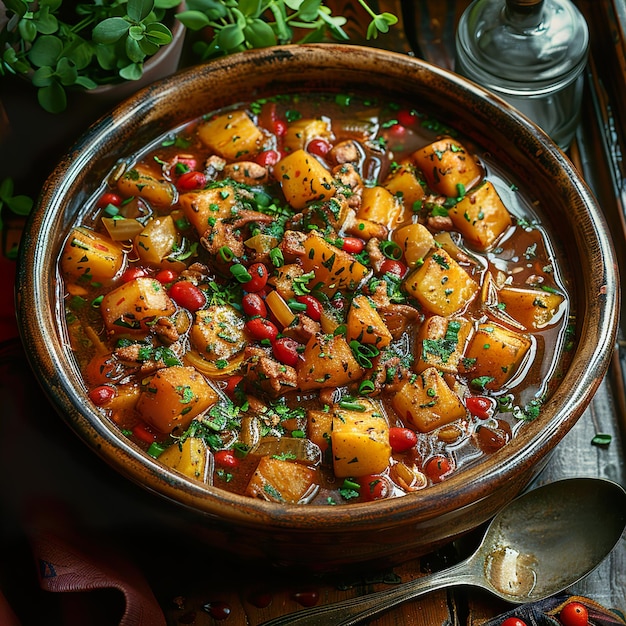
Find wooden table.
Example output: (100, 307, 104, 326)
(1, 2, 625, 625)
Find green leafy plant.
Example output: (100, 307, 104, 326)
(176, 0, 398, 59)
(0, 0, 183, 113)
(0, 178, 33, 259)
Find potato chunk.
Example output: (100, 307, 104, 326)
(197, 110, 264, 160)
(101, 277, 176, 334)
(245, 456, 318, 503)
(136, 366, 218, 434)
(135, 215, 178, 265)
(178, 185, 239, 236)
(448, 182, 512, 250)
(416, 316, 473, 374)
(357, 185, 409, 229)
(392, 367, 466, 433)
(61, 227, 124, 281)
(462, 322, 532, 390)
(332, 399, 390, 478)
(190, 305, 247, 361)
(412, 138, 482, 197)
(117, 163, 175, 208)
(392, 223, 435, 269)
(404, 249, 478, 317)
(384, 161, 425, 210)
(283, 118, 332, 153)
(300, 231, 369, 297)
(275, 149, 336, 209)
(497, 286, 566, 330)
(159, 437, 210, 482)
(297, 333, 364, 391)
(307, 409, 333, 454)
(346, 294, 392, 349)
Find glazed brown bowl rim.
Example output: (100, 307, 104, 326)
(16, 44, 620, 532)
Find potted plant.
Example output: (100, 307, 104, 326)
(176, 0, 398, 59)
(0, 0, 186, 113)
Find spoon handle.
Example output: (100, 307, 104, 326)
(258, 559, 480, 626)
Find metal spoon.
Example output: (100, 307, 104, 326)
(259, 477, 626, 626)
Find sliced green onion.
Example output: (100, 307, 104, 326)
(147, 442, 167, 458)
(339, 399, 366, 411)
(269, 247, 284, 268)
(219, 246, 234, 262)
(358, 380, 376, 395)
(230, 264, 252, 283)
(380, 240, 402, 260)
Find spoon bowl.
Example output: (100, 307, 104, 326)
(260, 477, 626, 626)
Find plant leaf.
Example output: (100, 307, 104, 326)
(145, 22, 173, 45)
(127, 0, 155, 23)
(18, 18, 38, 43)
(93, 18, 132, 44)
(243, 19, 277, 49)
(155, 0, 183, 8)
(6, 194, 33, 216)
(175, 10, 211, 30)
(0, 178, 14, 201)
(33, 6, 59, 35)
(125, 36, 145, 63)
(31, 66, 55, 87)
(296, 0, 322, 22)
(37, 80, 67, 113)
(56, 56, 78, 86)
(28, 34, 62, 67)
(119, 62, 143, 81)
(238, 0, 262, 18)
(217, 24, 246, 51)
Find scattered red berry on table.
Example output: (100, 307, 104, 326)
(559, 601, 589, 626)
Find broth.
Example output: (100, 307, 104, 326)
(58, 92, 573, 505)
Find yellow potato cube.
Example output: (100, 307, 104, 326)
(384, 161, 425, 210)
(297, 333, 364, 391)
(61, 227, 124, 281)
(448, 181, 512, 250)
(416, 316, 473, 374)
(497, 286, 566, 330)
(404, 249, 479, 317)
(332, 400, 391, 478)
(117, 163, 175, 208)
(197, 110, 264, 160)
(412, 138, 482, 197)
(283, 118, 332, 153)
(178, 185, 239, 236)
(462, 322, 532, 391)
(275, 149, 336, 209)
(392, 367, 466, 433)
(300, 231, 369, 296)
(245, 456, 318, 503)
(392, 223, 435, 268)
(346, 294, 392, 349)
(159, 437, 209, 482)
(357, 185, 409, 229)
(136, 366, 218, 434)
(190, 305, 247, 361)
(307, 409, 333, 454)
(101, 277, 176, 334)
(135, 215, 178, 265)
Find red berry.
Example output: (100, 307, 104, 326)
(273, 119, 287, 136)
(424, 455, 454, 483)
(358, 474, 391, 501)
(120, 266, 147, 282)
(307, 138, 332, 157)
(340, 237, 365, 254)
(88, 385, 116, 406)
(242, 292, 268, 318)
(388, 123, 406, 136)
(132, 422, 158, 444)
(154, 269, 178, 285)
(272, 337, 300, 367)
(397, 109, 419, 127)
(380, 259, 407, 278)
(242, 263, 269, 293)
(389, 427, 418, 453)
(245, 317, 278, 342)
(169, 281, 206, 311)
(255, 150, 280, 167)
(176, 171, 206, 191)
(501, 619, 528, 626)
(559, 602, 589, 626)
(224, 375, 244, 399)
(295, 295, 322, 321)
(97, 192, 122, 208)
(465, 395, 495, 420)
(214, 449, 240, 469)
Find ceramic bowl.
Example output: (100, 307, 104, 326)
(16, 45, 620, 570)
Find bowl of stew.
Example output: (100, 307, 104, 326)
(16, 44, 619, 569)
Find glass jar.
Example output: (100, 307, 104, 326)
(455, 0, 589, 150)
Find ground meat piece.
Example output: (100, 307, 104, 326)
(242, 345, 298, 397)
(204, 155, 227, 180)
(427, 214, 454, 231)
(153, 317, 180, 344)
(282, 313, 321, 343)
(280, 230, 307, 261)
(223, 161, 269, 186)
(365, 237, 385, 273)
(332, 163, 363, 201)
(179, 262, 211, 284)
(329, 140, 361, 165)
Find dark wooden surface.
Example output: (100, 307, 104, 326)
(1, 1, 625, 624)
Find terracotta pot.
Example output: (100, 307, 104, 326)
(16, 45, 620, 571)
